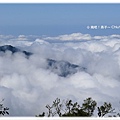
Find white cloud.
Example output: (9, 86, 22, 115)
(17, 35, 28, 41)
(0, 33, 120, 116)
(44, 33, 120, 41)
(44, 33, 92, 41)
(0, 35, 14, 40)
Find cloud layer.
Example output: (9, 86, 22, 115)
(0, 33, 120, 116)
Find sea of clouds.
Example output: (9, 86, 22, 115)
(0, 32, 120, 116)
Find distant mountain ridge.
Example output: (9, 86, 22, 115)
(0, 45, 86, 77)
(0, 45, 32, 56)
(47, 59, 86, 77)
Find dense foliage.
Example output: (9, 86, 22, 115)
(36, 97, 116, 117)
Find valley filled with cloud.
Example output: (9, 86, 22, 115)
(0, 32, 120, 116)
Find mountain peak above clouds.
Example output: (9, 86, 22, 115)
(47, 59, 86, 77)
(0, 45, 32, 56)
(0, 45, 86, 77)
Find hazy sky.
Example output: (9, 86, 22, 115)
(0, 4, 120, 35)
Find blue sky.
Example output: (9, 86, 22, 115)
(0, 4, 120, 36)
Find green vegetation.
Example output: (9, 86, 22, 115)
(36, 97, 117, 117)
(0, 99, 9, 116)
(0, 97, 119, 117)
